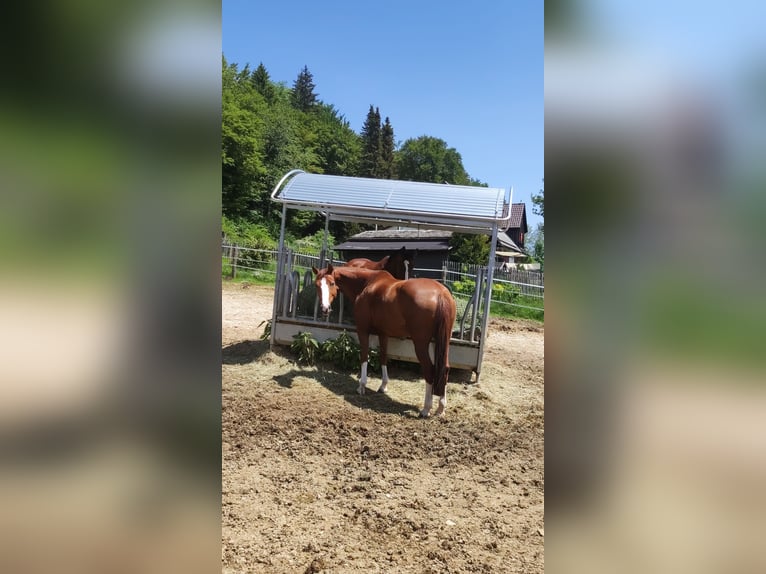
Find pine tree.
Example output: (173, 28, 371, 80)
(379, 116, 395, 179)
(290, 65, 318, 112)
(251, 62, 275, 103)
(359, 105, 381, 177)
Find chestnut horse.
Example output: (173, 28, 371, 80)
(345, 246, 416, 280)
(311, 264, 456, 417)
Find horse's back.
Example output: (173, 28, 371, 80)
(357, 276, 454, 338)
(400, 278, 453, 306)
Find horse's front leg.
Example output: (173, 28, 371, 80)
(421, 383, 434, 418)
(357, 329, 370, 395)
(377, 334, 389, 394)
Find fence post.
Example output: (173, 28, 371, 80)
(231, 245, 239, 279)
(442, 264, 447, 283)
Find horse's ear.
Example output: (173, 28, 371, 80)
(398, 246, 406, 253)
(380, 255, 390, 264)
(327, 263, 334, 273)
(312, 266, 318, 275)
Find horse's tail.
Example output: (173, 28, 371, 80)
(432, 293, 455, 397)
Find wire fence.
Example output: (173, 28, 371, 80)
(222, 244, 544, 320)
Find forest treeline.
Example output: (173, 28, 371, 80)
(222, 56, 493, 261)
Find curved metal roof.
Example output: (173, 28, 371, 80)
(271, 170, 512, 233)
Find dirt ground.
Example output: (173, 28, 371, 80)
(222, 282, 544, 573)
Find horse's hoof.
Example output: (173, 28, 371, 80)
(357, 386, 366, 396)
(419, 411, 430, 419)
(377, 386, 387, 394)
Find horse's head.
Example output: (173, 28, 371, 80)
(386, 246, 417, 280)
(312, 264, 339, 315)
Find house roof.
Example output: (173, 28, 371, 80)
(509, 203, 528, 233)
(497, 231, 524, 253)
(271, 170, 512, 233)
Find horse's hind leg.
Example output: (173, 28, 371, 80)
(377, 334, 390, 393)
(413, 339, 434, 418)
(434, 393, 447, 417)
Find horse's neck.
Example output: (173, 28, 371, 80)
(335, 271, 370, 300)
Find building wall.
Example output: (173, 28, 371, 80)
(507, 229, 525, 249)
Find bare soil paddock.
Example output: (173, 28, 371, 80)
(222, 282, 544, 573)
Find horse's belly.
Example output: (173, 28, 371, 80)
(371, 309, 408, 338)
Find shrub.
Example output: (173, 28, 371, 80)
(452, 279, 476, 296)
(291, 331, 319, 364)
(320, 330, 356, 370)
(258, 319, 271, 341)
(289, 330, 383, 372)
(315, 331, 379, 372)
(492, 283, 521, 303)
(319, 330, 380, 372)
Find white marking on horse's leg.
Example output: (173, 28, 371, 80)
(404, 260, 409, 280)
(358, 361, 368, 395)
(434, 393, 447, 417)
(319, 277, 330, 313)
(420, 383, 433, 418)
(377, 365, 389, 393)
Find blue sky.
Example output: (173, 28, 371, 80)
(222, 0, 543, 231)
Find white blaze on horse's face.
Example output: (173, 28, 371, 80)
(319, 277, 331, 314)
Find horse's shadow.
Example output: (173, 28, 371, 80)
(273, 365, 421, 418)
(222, 340, 470, 416)
(222, 339, 272, 364)
(381, 360, 475, 385)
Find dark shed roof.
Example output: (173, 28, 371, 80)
(334, 229, 451, 253)
(335, 240, 448, 252)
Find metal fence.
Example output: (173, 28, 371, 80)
(221, 245, 327, 280)
(222, 244, 544, 317)
(412, 261, 544, 316)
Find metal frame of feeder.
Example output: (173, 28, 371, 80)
(269, 170, 512, 382)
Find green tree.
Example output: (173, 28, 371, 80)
(290, 65, 318, 112)
(359, 105, 381, 177)
(396, 136, 470, 185)
(449, 234, 490, 264)
(251, 62, 275, 103)
(222, 56, 267, 220)
(529, 182, 544, 268)
(531, 180, 544, 227)
(379, 116, 396, 178)
(259, 101, 320, 228)
(312, 104, 361, 176)
(526, 223, 544, 268)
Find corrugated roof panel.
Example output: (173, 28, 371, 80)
(272, 171, 510, 226)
